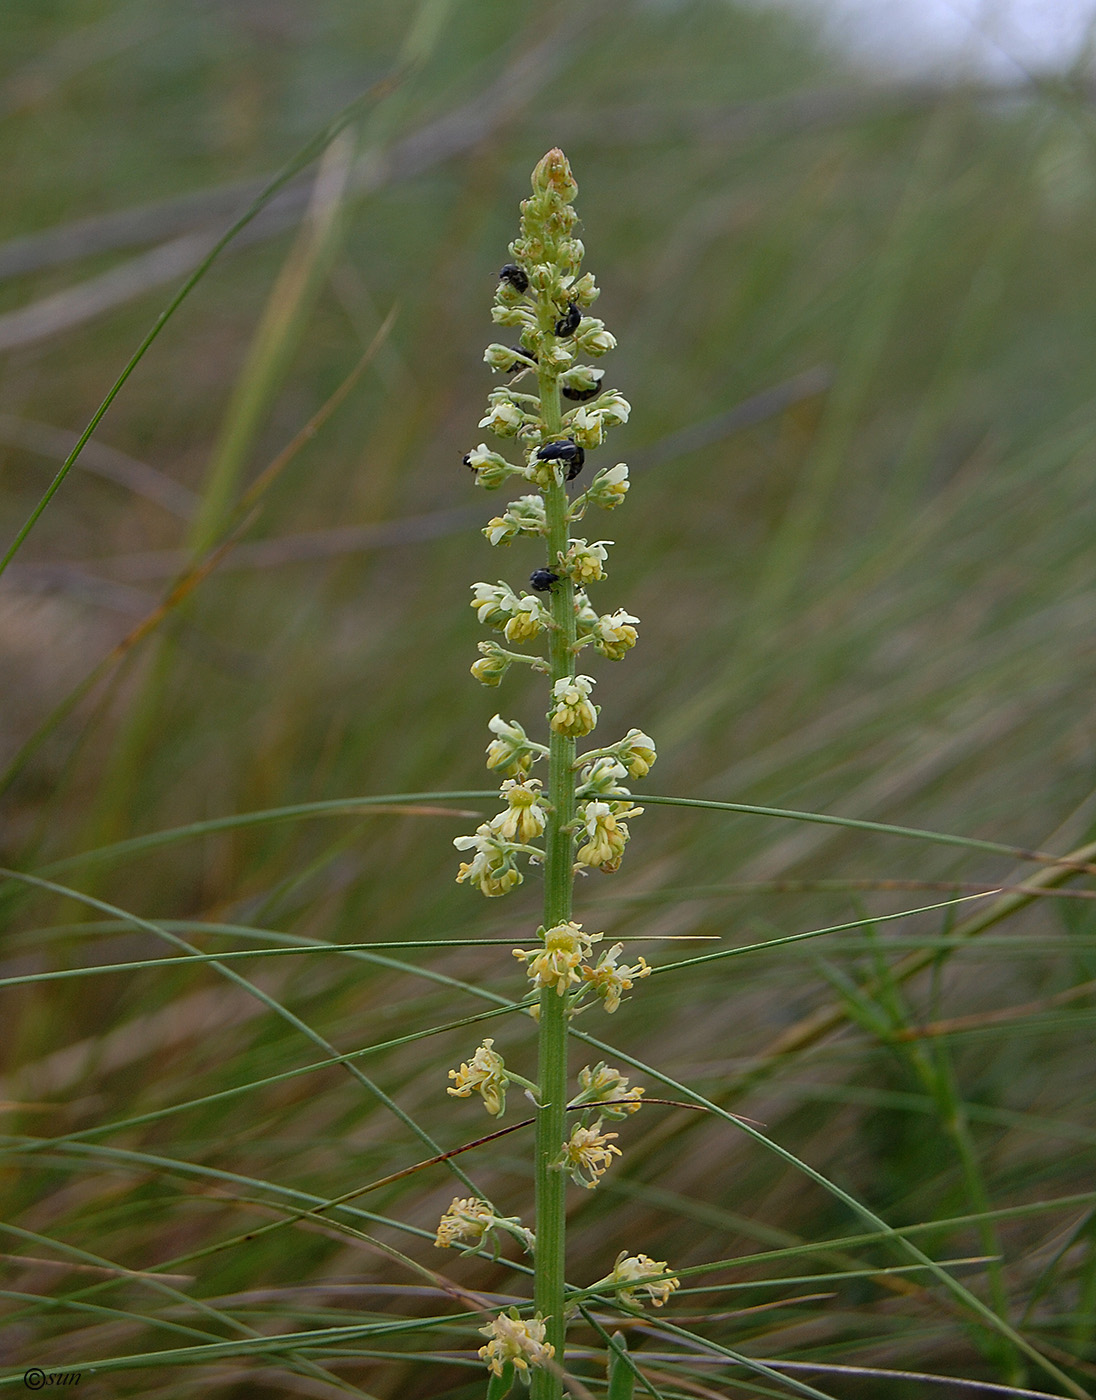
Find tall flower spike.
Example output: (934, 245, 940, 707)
(456, 151, 659, 1391)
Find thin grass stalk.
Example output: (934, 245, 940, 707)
(0, 71, 402, 581)
(188, 133, 354, 553)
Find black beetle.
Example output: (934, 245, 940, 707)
(535, 438, 585, 481)
(529, 568, 560, 592)
(562, 375, 602, 402)
(499, 263, 529, 293)
(553, 301, 581, 337)
(507, 345, 538, 373)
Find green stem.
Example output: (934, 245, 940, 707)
(532, 357, 576, 1400)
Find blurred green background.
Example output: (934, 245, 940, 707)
(3, 1, 1096, 1395)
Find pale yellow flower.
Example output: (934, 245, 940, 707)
(483, 515, 514, 546)
(479, 398, 524, 436)
(581, 942, 652, 1013)
(575, 1062, 645, 1118)
(569, 405, 604, 449)
(608, 1251, 680, 1308)
(574, 320, 617, 356)
(597, 391, 631, 426)
(586, 463, 629, 509)
(513, 920, 602, 996)
(618, 728, 657, 778)
(434, 1196, 534, 1255)
(453, 825, 522, 897)
(592, 608, 639, 661)
(447, 1038, 508, 1117)
(434, 1197, 494, 1249)
(575, 801, 642, 872)
(463, 443, 518, 490)
(470, 581, 515, 629)
(575, 756, 631, 799)
(478, 1311, 554, 1379)
(485, 714, 541, 776)
(554, 1118, 621, 1188)
(561, 537, 610, 586)
(548, 674, 597, 737)
(503, 595, 548, 644)
(481, 494, 546, 546)
(489, 777, 547, 843)
(470, 644, 509, 687)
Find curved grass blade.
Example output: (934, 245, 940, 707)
(569, 1025, 1089, 1399)
(0, 75, 405, 580)
(639, 794, 1096, 876)
(0, 867, 483, 1197)
(32, 794, 1096, 885)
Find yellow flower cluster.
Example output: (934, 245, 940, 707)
(560, 537, 610, 586)
(591, 608, 639, 660)
(485, 713, 541, 775)
(478, 1312, 555, 1379)
(581, 943, 652, 1014)
(453, 826, 522, 898)
(513, 920, 602, 997)
(554, 1118, 621, 1189)
(446, 1038, 508, 1117)
(489, 777, 547, 843)
(608, 1252, 681, 1308)
(453, 771, 549, 898)
(434, 1196, 534, 1255)
(548, 674, 598, 737)
(575, 1062, 645, 1118)
(433, 1197, 494, 1250)
(575, 799, 642, 872)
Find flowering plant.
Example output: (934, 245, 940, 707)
(441, 150, 673, 1396)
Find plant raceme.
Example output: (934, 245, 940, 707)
(441, 150, 676, 1396)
